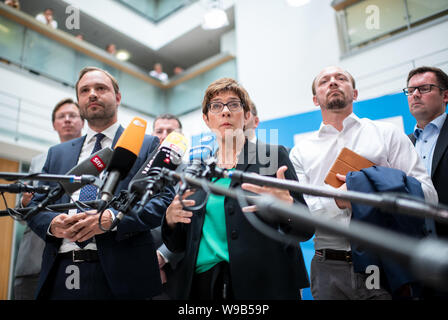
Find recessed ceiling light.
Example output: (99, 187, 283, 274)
(286, 0, 310, 7)
(202, 8, 229, 30)
(116, 50, 130, 61)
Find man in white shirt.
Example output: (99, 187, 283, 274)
(149, 63, 168, 83)
(290, 66, 437, 300)
(35, 8, 58, 29)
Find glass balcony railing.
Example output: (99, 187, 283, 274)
(0, 3, 236, 150)
(0, 3, 236, 117)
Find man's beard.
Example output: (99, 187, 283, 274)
(326, 97, 347, 110)
(81, 103, 115, 121)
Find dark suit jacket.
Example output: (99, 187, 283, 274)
(346, 166, 426, 295)
(162, 140, 314, 299)
(409, 115, 448, 237)
(27, 125, 174, 299)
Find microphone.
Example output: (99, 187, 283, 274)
(59, 147, 113, 195)
(184, 131, 218, 178)
(132, 131, 188, 211)
(0, 183, 51, 194)
(98, 117, 147, 205)
(20, 148, 114, 221)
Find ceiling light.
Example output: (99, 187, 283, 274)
(115, 50, 130, 61)
(201, 1, 229, 30)
(286, 0, 310, 7)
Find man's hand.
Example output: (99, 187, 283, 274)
(49, 214, 85, 239)
(241, 166, 294, 212)
(334, 173, 351, 210)
(66, 210, 113, 242)
(21, 192, 33, 207)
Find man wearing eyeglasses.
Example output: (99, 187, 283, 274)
(405, 66, 448, 241)
(14, 98, 84, 299)
(290, 66, 437, 300)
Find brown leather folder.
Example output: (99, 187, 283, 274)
(324, 147, 375, 188)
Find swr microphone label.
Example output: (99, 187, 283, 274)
(91, 155, 105, 172)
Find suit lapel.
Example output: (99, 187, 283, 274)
(432, 117, 448, 177)
(66, 136, 86, 172)
(231, 140, 256, 188)
(112, 125, 124, 148)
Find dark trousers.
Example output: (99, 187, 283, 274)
(41, 255, 115, 300)
(190, 261, 234, 300)
(14, 275, 39, 300)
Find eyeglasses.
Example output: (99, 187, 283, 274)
(208, 101, 243, 113)
(55, 113, 81, 121)
(403, 84, 446, 96)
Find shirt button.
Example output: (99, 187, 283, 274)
(423, 156, 426, 159)
(424, 140, 427, 143)
(231, 230, 238, 240)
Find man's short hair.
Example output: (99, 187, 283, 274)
(202, 78, 251, 115)
(153, 113, 182, 130)
(406, 66, 448, 90)
(249, 100, 258, 116)
(52, 98, 81, 123)
(311, 68, 356, 95)
(75, 66, 120, 100)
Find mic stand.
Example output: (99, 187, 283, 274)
(161, 167, 448, 290)
(0, 183, 51, 194)
(213, 167, 448, 224)
(0, 199, 104, 218)
(0, 172, 98, 185)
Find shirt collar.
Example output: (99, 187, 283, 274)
(318, 112, 360, 136)
(85, 122, 120, 144)
(413, 113, 446, 139)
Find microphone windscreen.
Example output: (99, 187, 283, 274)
(152, 132, 188, 170)
(108, 117, 147, 177)
(115, 117, 147, 156)
(189, 131, 218, 163)
(60, 147, 113, 194)
(131, 131, 188, 193)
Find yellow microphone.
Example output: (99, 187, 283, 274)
(99, 117, 147, 202)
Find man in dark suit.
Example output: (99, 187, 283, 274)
(14, 98, 84, 300)
(26, 67, 174, 299)
(405, 66, 448, 239)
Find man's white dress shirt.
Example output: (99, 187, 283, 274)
(290, 113, 437, 251)
(59, 122, 120, 253)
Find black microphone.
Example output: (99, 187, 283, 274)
(98, 117, 147, 208)
(0, 183, 51, 194)
(59, 147, 113, 195)
(131, 131, 188, 213)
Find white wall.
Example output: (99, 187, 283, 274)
(235, 0, 448, 122)
(0, 63, 154, 163)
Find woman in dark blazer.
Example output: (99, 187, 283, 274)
(162, 78, 314, 300)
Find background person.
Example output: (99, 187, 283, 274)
(14, 98, 84, 300)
